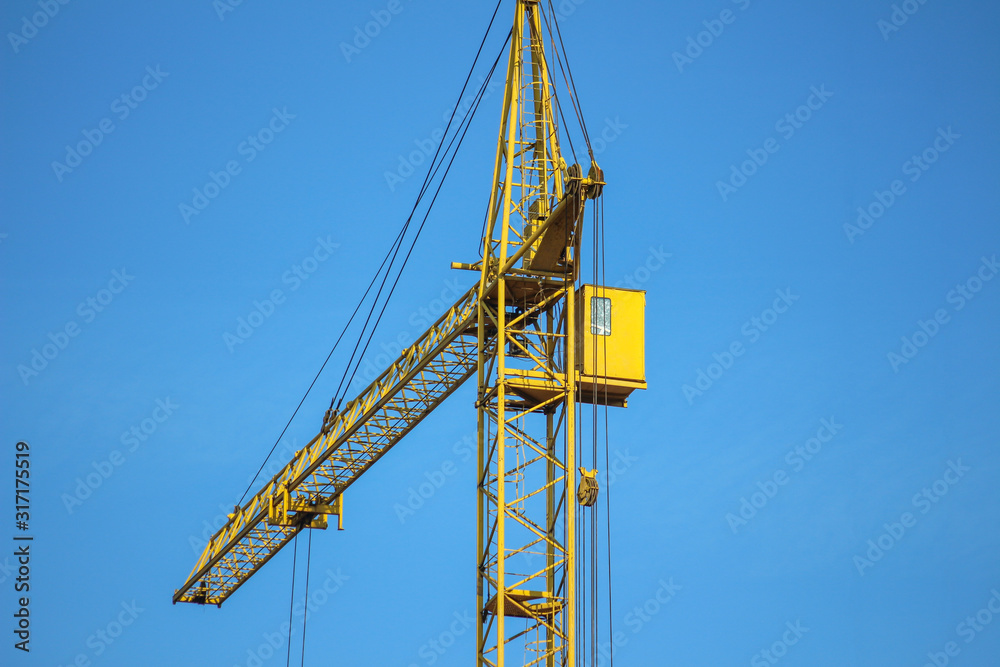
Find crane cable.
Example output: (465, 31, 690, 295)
(590, 171, 596, 664)
(535, 1, 610, 659)
(284, 25, 511, 667)
(257, 5, 507, 664)
(587, 184, 601, 666)
(581, 126, 611, 667)
(236, 238, 405, 507)
(328, 0, 509, 413)
(332, 30, 511, 411)
(536, 0, 608, 657)
(236, 0, 508, 507)
(542, 0, 594, 160)
(283, 528, 313, 667)
(299, 528, 313, 667)
(284, 534, 299, 667)
(601, 194, 615, 666)
(533, 4, 577, 167)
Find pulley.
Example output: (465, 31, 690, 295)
(576, 467, 600, 507)
(565, 163, 583, 197)
(586, 162, 604, 199)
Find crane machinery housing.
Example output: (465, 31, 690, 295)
(174, 1, 646, 665)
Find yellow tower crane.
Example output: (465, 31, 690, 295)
(174, 2, 646, 665)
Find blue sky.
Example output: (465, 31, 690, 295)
(1, 1, 998, 665)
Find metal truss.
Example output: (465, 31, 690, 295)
(475, 2, 592, 664)
(477, 287, 576, 667)
(175, 6, 612, 667)
(174, 286, 481, 606)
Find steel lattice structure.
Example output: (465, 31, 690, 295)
(175, 3, 638, 666)
(474, 3, 596, 664)
(174, 288, 480, 605)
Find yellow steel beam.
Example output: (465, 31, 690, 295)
(474, 2, 594, 663)
(174, 285, 480, 606)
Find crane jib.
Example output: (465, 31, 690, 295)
(174, 286, 480, 606)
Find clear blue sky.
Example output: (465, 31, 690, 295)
(2, 1, 998, 665)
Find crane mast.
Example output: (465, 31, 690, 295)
(473, 2, 595, 664)
(175, 2, 645, 665)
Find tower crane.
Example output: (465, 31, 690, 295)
(174, 1, 646, 664)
